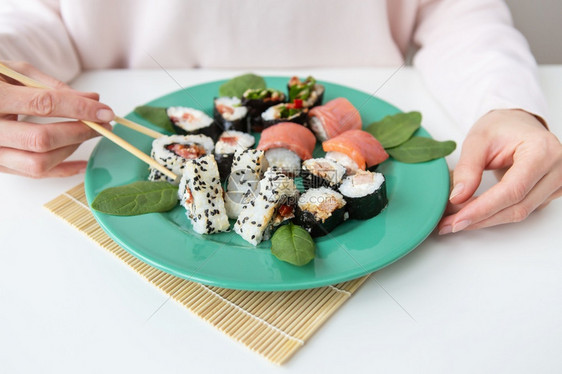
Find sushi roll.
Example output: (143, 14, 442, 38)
(177, 154, 230, 235)
(148, 134, 214, 184)
(287, 76, 325, 108)
(167, 106, 221, 141)
(234, 168, 299, 246)
(241, 88, 286, 132)
(308, 98, 362, 141)
(214, 130, 255, 181)
(301, 158, 346, 190)
(338, 170, 388, 220)
(261, 102, 308, 129)
(295, 187, 346, 238)
(323, 129, 389, 175)
(213, 97, 248, 132)
(257, 122, 317, 177)
(224, 148, 268, 219)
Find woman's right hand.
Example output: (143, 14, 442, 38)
(0, 61, 114, 178)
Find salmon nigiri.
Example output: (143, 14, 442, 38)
(322, 129, 388, 172)
(257, 122, 316, 160)
(308, 98, 362, 141)
(257, 122, 317, 176)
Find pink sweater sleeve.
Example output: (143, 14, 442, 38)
(413, 0, 549, 132)
(0, 0, 80, 82)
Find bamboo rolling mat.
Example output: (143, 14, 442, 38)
(44, 183, 369, 365)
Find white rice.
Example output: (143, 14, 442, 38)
(177, 154, 230, 235)
(265, 148, 301, 177)
(309, 116, 328, 142)
(234, 169, 298, 246)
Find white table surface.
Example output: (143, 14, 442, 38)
(1, 67, 561, 374)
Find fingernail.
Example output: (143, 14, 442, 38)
(96, 109, 114, 122)
(452, 220, 471, 233)
(438, 225, 452, 235)
(450, 183, 464, 200)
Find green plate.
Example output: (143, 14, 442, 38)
(84, 76, 449, 291)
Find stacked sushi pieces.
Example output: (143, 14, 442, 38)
(144, 74, 391, 245)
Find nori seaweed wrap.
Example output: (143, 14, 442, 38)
(339, 170, 388, 220)
(213, 97, 248, 133)
(295, 187, 347, 237)
(241, 88, 286, 132)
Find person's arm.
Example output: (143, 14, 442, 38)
(412, 0, 561, 232)
(0, 2, 114, 178)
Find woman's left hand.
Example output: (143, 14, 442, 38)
(438, 109, 562, 234)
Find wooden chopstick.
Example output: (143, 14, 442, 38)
(0, 63, 177, 181)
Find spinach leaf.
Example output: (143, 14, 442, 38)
(367, 111, 422, 148)
(219, 73, 266, 98)
(386, 137, 456, 163)
(92, 181, 178, 216)
(133, 105, 175, 134)
(271, 223, 315, 266)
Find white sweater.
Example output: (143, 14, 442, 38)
(0, 0, 548, 130)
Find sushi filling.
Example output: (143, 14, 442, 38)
(167, 107, 214, 132)
(214, 97, 247, 122)
(243, 88, 285, 102)
(288, 76, 325, 107)
(265, 148, 302, 177)
(166, 143, 207, 159)
(302, 158, 346, 188)
(325, 151, 360, 175)
(261, 102, 306, 122)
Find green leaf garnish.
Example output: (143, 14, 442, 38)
(366, 111, 422, 148)
(219, 73, 266, 98)
(386, 137, 456, 163)
(133, 106, 175, 134)
(92, 181, 178, 216)
(271, 223, 316, 266)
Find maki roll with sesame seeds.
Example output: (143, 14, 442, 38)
(214, 130, 256, 182)
(213, 97, 248, 132)
(287, 76, 325, 108)
(148, 134, 214, 184)
(234, 168, 299, 246)
(241, 88, 286, 132)
(261, 102, 308, 129)
(177, 154, 230, 235)
(301, 158, 346, 190)
(224, 148, 268, 219)
(338, 170, 387, 220)
(295, 187, 347, 237)
(167, 106, 221, 141)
